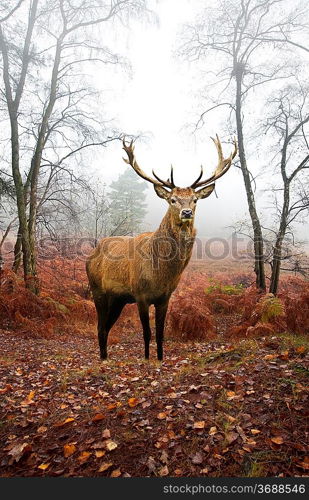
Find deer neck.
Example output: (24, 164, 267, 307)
(151, 207, 196, 268)
(156, 207, 195, 237)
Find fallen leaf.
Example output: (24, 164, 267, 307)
(191, 452, 204, 464)
(105, 440, 117, 451)
(226, 415, 236, 423)
(242, 445, 252, 452)
(174, 468, 183, 476)
(98, 462, 113, 472)
(160, 450, 168, 464)
(63, 443, 77, 457)
(78, 451, 91, 463)
(147, 456, 157, 473)
(159, 465, 169, 476)
(38, 463, 50, 470)
(110, 468, 121, 477)
(21, 390, 35, 406)
(157, 412, 167, 420)
(296, 346, 306, 354)
(209, 426, 218, 435)
(295, 457, 309, 470)
(138, 419, 149, 427)
(271, 436, 284, 445)
(54, 417, 74, 427)
(27, 390, 35, 401)
(95, 450, 106, 458)
(92, 441, 105, 449)
(226, 390, 236, 398)
(236, 425, 247, 442)
(37, 426, 47, 434)
(102, 429, 111, 438)
(128, 397, 139, 407)
(167, 392, 177, 399)
(0, 384, 12, 394)
(226, 432, 238, 444)
(8, 442, 32, 463)
(246, 439, 256, 446)
(189, 385, 200, 392)
(92, 413, 105, 422)
(193, 421, 205, 429)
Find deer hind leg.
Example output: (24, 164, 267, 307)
(155, 301, 168, 361)
(137, 301, 151, 359)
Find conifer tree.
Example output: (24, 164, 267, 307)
(109, 168, 147, 235)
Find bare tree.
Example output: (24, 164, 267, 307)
(263, 80, 309, 294)
(0, 1, 25, 23)
(180, 0, 309, 290)
(0, 0, 149, 293)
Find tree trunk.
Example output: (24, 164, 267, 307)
(12, 226, 22, 273)
(24, 37, 63, 295)
(269, 238, 282, 295)
(10, 115, 38, 292)
(0, 2, 39, 293)
(27, 156, 40, 294)
(235, 67, 266, 291)
(269, 184, 290, 294)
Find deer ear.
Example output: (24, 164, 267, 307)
(195, 183, 215, 199)
(154, 184, 170, 200)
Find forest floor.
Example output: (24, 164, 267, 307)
(0, 329, 308, 477)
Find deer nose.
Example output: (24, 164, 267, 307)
(181, 209, 193, 219)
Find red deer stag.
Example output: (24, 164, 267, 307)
(86, 136, 237, 360)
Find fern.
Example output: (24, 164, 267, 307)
(260, 295, 284, 323)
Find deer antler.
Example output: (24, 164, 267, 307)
(190, 135, 237, 189)
(122, 138, 175, 189)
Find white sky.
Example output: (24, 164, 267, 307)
(92, 0, 308, 239)
(92, 0, 247, 236)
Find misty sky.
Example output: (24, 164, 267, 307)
(89, 0, 247, 237)
(91, 0, 308, 240)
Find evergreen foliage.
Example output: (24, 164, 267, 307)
(108, 168, 148, 235)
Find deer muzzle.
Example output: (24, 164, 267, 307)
(180, 209, 193, 221)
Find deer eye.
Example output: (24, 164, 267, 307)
(193, 198, 198, 203)
(171, 198, 176, 204)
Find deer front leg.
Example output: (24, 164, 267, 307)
(94, 295, 109, 360)
(137, 301, 151, 359)
(155, 301, 168, 361)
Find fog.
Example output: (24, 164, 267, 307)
(89, 0, 308, 240)
(1, 0, 307, 247)
(92, 0, 248, 237)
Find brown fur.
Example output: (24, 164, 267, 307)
(86, 138, 237, 360)
(86, 188, 199, 360)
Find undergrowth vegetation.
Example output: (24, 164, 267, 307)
(0, 257, 308, 340)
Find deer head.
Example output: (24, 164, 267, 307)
(122, 135, 237, 225)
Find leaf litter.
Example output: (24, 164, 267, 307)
(0, 330, 308, 477)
